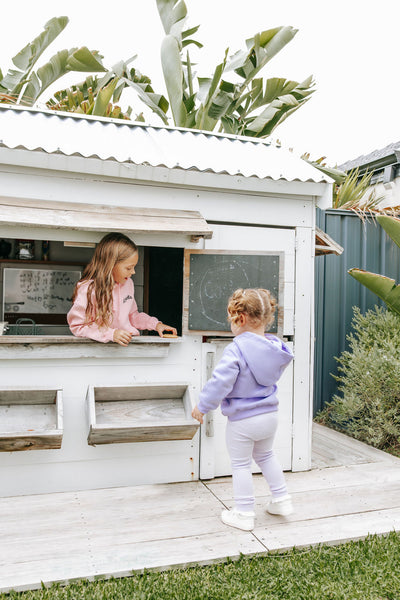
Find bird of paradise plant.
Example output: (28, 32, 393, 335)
(349, 215, 400, 315)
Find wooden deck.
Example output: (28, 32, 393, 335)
(1, 423, 400, 593)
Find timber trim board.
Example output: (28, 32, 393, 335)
(0, 335, 181, 343)
(315, 227, 344, 256)
(0, 336, 181, 360)
(0, 198, 213, 239)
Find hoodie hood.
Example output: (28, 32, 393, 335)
(233, 332, 293, 387)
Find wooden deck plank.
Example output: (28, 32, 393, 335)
(219, 479, 400, 523)
(1, 424, 400, 593)
(254, 507, 400, 551)
(205, 460, 400, 499)
(311, 422, 399, 468)
(0, 530, 264, 594)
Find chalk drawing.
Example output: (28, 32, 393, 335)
(188, 253, 280, 332)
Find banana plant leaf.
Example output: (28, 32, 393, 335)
(92, 77, 118, 116)
(66, 48, 106, 73)
(227, 27, 297, 86)
(21, 47, 106, 106)
(1, 17, 68, 95)
(161, 34, 186, 126)
(196, 50, 228, 129)
(182, 25, 203, 49)
(183, 50, 194, 97)
(22, 49, 75, 104)
(205, 80, 250, 122)
(156, 0, 187, 36)
(208, 73, 313, 138)
(245, 89, 310, 137)
(110, 56, 137, 78)
(259, 76, 312, 108)
(348, 269, 400, 316)
(376, 215, 400, 249)
(123, 78, 169, 125)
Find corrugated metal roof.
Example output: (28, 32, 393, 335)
(0, 105, 330, 183)
(339, 141, 400, 172)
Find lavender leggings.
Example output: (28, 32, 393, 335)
(225, 411, 288, 512)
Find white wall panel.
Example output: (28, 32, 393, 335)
(0, 337, 202, 497)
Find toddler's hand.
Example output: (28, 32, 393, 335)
(113, 329, 133, 346)
(155, 322, 178, 337)
(192, 405, 204, 424)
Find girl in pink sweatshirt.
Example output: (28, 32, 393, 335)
(67, 232, 177, 345)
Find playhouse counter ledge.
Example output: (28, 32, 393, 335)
(0, 335, 181, 359)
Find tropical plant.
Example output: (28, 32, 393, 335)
(0, 17, 169, 122)
(301, 154, 347, 185)
(0, 17, 107, 106)
(46, 76, 133, 119)
(46, 64, 169, 123)
(155, 0, 314, 136)
(302, 155, 385, 212)
(349, 215, 400, 315)
(1, 4, 314, 132)
(332, 168, 386, 211)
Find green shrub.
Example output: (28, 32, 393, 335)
(316, 306, 400, 454)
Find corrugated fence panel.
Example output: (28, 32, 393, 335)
(314, 209, 400, 415)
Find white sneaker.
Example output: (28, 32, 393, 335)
(221, 508, 255, 531)
(267, 494, 293, 516)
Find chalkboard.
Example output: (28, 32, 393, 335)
(184, 251, 283, 334)
(1, 266, 82, 324)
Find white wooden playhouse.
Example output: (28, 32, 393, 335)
(0, 105, 331, 497)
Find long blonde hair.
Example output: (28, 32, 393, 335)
(227, 288, 277, 331)
(73, 232, 137, 327)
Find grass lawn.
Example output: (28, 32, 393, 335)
(3, 531, 400, 600)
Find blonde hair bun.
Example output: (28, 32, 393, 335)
(227, 288, 276, 330)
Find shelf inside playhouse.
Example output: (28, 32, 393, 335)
(0, 388, 63, 451)
(87, 383, 200, 445)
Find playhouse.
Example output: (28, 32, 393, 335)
(0, 105, 331, 497)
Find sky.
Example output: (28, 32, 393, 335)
(1, 0, 400, 167)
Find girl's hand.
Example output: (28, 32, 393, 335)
(155, 322, 178, 337)
(113, 329, 133, 346)
(192, 405, 204, 424)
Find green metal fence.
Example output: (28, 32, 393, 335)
(314, 208, 400, 415)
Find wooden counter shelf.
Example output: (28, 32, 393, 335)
(86, 383, 199, 445)
(0, 387, 63, 452)
(0, 336, 181, 359)
(0, 336, 181, 343)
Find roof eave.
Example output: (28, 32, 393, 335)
(0, 146, 330, 199)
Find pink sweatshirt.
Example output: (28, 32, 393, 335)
(67, 278, 159, 343)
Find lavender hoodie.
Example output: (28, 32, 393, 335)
(197, 332, 293, 421)
(67, 278, 159, 343)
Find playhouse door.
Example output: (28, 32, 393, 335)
(199, 224, 295, 478)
